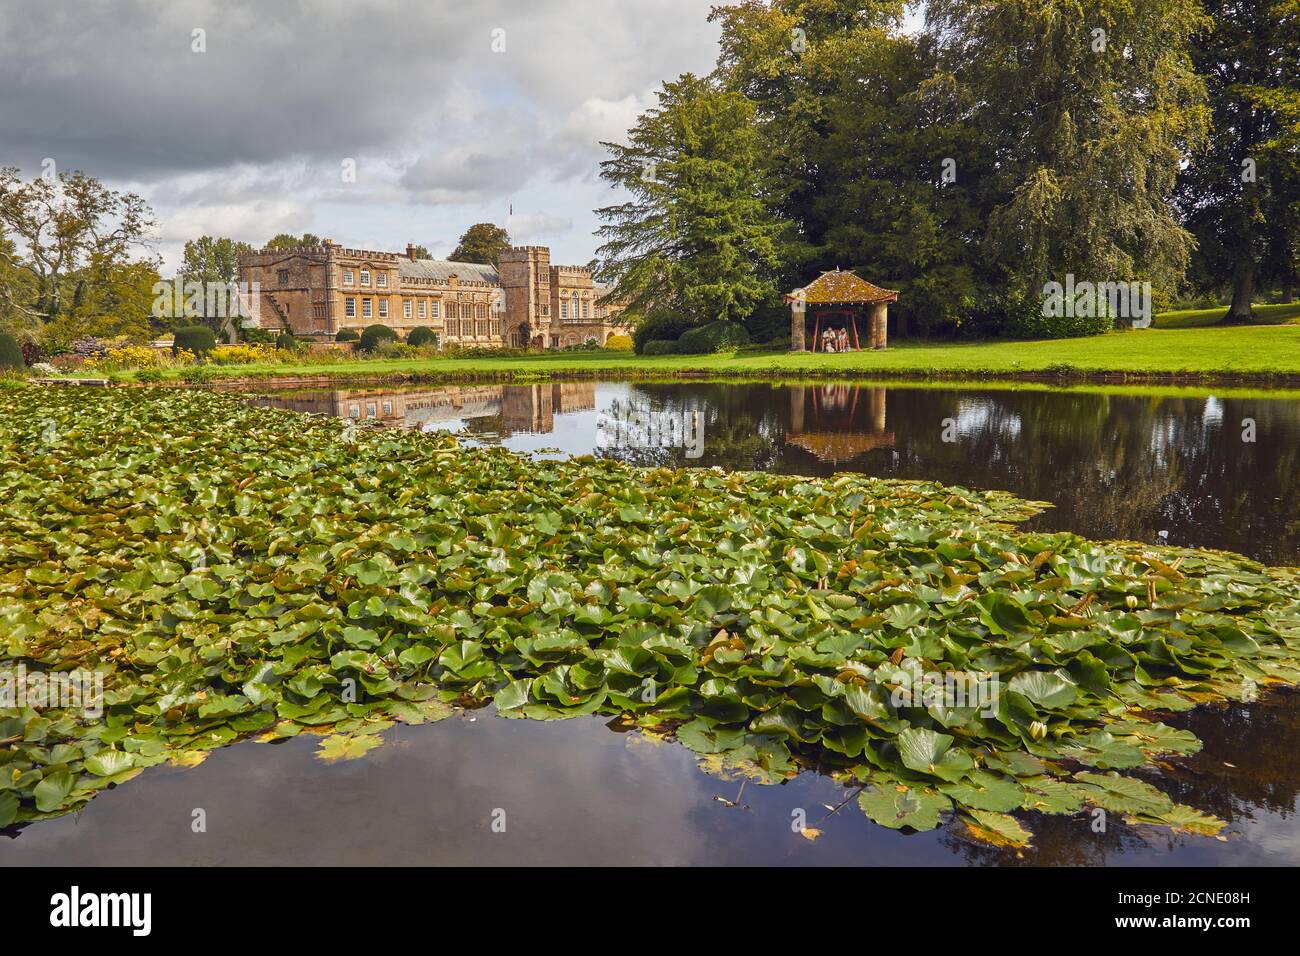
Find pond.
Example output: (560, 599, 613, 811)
(4, 379, 1299, 866)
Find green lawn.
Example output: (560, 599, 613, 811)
(84, 324, 1300, 387)
(1153, 302, 1300, 329)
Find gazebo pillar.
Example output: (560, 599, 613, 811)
(869, 301, 888, 350)
(790, 298, 806, 351)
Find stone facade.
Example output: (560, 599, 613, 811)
(238, 240, 628, 349)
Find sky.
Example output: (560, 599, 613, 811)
(0, 0, 729, 272)
(0, 1, 925, 274)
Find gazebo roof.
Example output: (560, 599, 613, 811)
(785, 430, 896, 462)
(785, 269, 899, 305)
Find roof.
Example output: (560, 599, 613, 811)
(786, 269, 899, 305)
(399, 258, 499, 284)
(785, 431, 896, 462)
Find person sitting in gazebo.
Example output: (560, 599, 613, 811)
(837, 327, 850, 352)
(821, 327, 836, 352)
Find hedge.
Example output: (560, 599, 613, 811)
(173, 325, 217, 357)
(676, 321, 751, 354)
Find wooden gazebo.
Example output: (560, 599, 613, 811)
(785, 269, 899, 352)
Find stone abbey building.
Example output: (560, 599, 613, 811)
(238, 240, 628, 348)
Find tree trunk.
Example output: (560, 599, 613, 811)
(1224, 258, 1255, 324)
(1283, 279, 1294, 304)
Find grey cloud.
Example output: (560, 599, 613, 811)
(0, 0, 718, 183)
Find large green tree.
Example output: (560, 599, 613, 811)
(450, 223, 511, 265)
(711, 1, 983, 333)
(0, 167, 156, 346)
(1176, 0, 1300, 317)
(179, 235, 253, 339)
(595, 73, 791, 325)
(262, 233, 322, 251)
(926, 0, 1209, 304)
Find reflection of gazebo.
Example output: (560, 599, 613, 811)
(785, 386, 894, 463)
(785, 269, 899, 352)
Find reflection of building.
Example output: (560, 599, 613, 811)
(249, 382, 595, 436)
(500, 383, 596, 433)
(785, 385, 893, 462)
(238, 240, 629, 349)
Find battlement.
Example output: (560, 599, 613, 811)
(241, 244, 329, 261)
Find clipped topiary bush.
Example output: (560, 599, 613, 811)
(676, 321, 751, 355)
(334, 329, 360, 343)
(275, 332, 296, 351)
(0, 333, 25, 369)
(172, 325, 217, 358)
(406, 327, 437, 347)
(641, 339, 679, 356)
(604, 334, 633, 351)
(359, 324, 398, 352)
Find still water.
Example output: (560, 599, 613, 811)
(5, 380, 1299, 866)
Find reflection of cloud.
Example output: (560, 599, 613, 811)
(954, 399, 1022, 440)
(1202, 396, 1224, 427)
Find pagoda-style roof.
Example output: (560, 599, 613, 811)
(785, 269, 899, 305)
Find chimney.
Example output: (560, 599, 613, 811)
(406, 243, 418, 261)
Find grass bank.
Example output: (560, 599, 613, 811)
(70, 325, 1300, 389)
(1153, 302, 1300, 329)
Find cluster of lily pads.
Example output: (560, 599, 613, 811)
(2, 387, 1299, 847)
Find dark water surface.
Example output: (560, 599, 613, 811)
(6, 380, 1299, 866)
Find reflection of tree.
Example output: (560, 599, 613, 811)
(597, 384, 782, 471)
(1161, 689, 1300, 821)
(793, 387, 1300, 565)
(938, 691, 1300, 864)
(939, 809, 1163, 866)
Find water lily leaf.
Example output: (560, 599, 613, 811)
(33, 772, 76, 812)
(1070, 771, 1174, 816)
(1147, 804, 1225, 836)
(939, 770, 1025, 812)
(0, 792, 19, 827)
(897, 727, 974, 782)
(960, 809, 1032, 848)
(858, 783, 951, 831)
(493, 679, 532, 712)
(316, 734, 385, 763)
(1057, 731, 1145, 769)
(676, 718, 746, 754)
(977, 593, 1032, 635)
(1008, 670, 1078, 709)
(84, 750, 135, 776)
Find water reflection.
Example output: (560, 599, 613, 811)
(250, 381, 1300, 564)
(248, 383, 598, 438)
